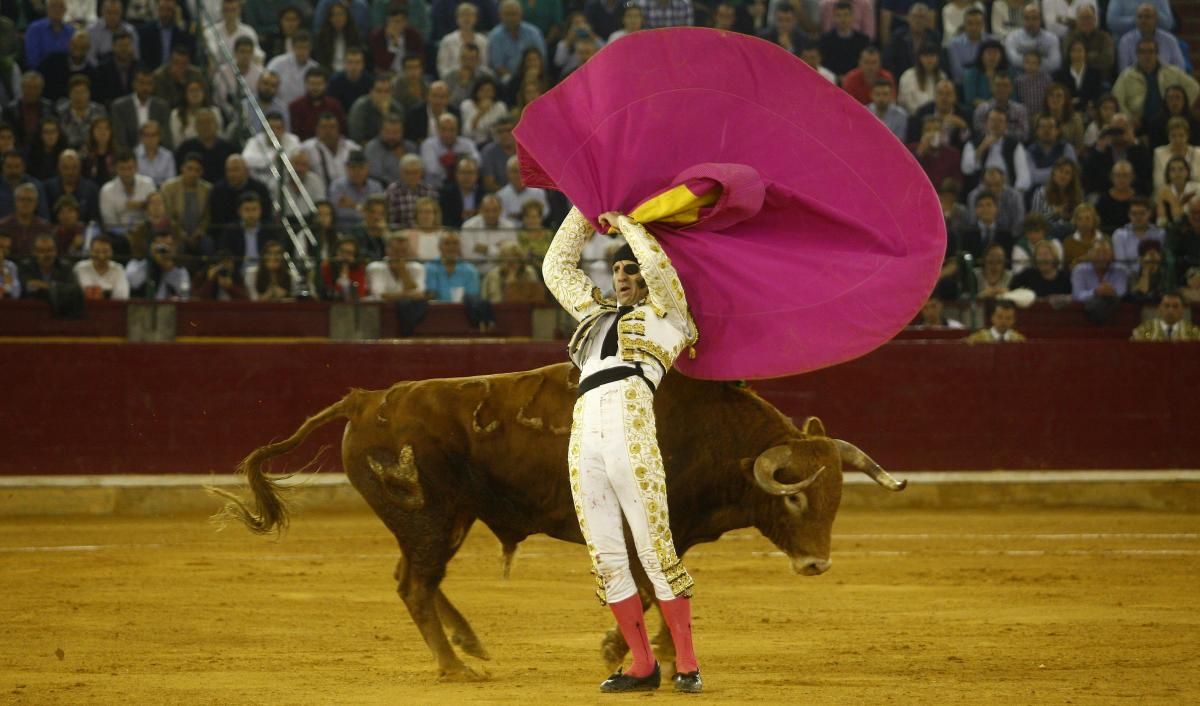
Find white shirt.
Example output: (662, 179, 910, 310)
(243, 131, 302, 191)
(73, 259, 130, 300)
(134, 96, 150, 127)
(460, 213, 519, 272)
(266, 53, 320, 106)
(214, 63, 264, 112)
(437, 31, 490, 78)
(204, 21, 264, 68)
(460, 99, 510, 145)
(578, 307, 667, 388)
(365, 260, 427, 300)
(301, 136, 361, 188)
(1041, 0, 1098, 38)
(961, 139, 1032, 192)
(99, 175, 157, 234)
(496, 184, 549, 221)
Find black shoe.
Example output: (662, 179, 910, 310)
(599, 662, 661, 693)
(673, 670, 703, 693)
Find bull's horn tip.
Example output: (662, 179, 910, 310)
(893, 479, 908, 491)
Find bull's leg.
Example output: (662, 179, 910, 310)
(437, 592, 490, 660)
(395, 554, 485, 681)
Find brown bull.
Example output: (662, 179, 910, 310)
(215, 362, 904, 680)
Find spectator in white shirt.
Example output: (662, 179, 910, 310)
(73, 234, 129, 300)
(419, 114, 481, 190)
(1004, 4, 1061, 73)
(367, 231, 427, 301)
(205, 0, 264, 67)
(135, 120, 176, 187)
(496, 155, 548, 221)
(800, 45, 839, 84)
(243, 112, 302, 193)
(301, 112, 361, 188)
(462, 194, 518, 271)
(214, 36, 265, 111)
(266, 30, 320, 106)
(438, 3, 490, 78)
(99, 152, 157, 235)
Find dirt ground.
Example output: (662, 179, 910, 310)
(2, 507, 1198, 705)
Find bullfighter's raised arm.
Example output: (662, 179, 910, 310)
(543, 206, 609, 321)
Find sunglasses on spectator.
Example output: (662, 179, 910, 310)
(613, 263, 640, 276)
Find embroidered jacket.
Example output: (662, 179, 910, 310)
(543, 207, 698, 372)
(1130, 319, 1200, 342)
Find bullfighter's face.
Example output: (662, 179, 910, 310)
(611, 260, 645, 306)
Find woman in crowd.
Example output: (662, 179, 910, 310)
(517, 200, 551, 261)
(320, 235, 368, 300)
(1010, 239, 1072, 297)
(265, 6, 306, 61)
(1063, 202, 1105, 267)
(412, 196, 448, 260)
(1029, 157, 1084, 238)
(515, 78, 544, 117)
(970, 242, 1011, 299)
(1152, 118, 1200, 192)
(608, 2, 643, 42)
(1043, 82, 1085, 152)
(27, 118, 67, 181)
(171, 78, 223, 147)
(1155, 156, 1200, 226)
(82, 117, 117, 186)
(1052, 39, 1104, 116)
(1125, 240, 1169, 303)
(963, 39, 1007, 108)
(1094, 160, 1138, 234)
(308, 200, 343, 261)
(504, 48, 549, 105)
(460, 76, 508, 146)
(1145, 86, 1200, 150)
(248, 240, 297, 301)
(314, 0, 363, 73)
(481, 240, 541, 303)
(53, 195, 87, 258)
(898, 44, 947, 114)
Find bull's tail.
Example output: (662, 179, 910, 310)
(210, 393, 357, 534)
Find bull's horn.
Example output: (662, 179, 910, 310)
(753, 445, 825, 496)
(833, 439, 907, 491)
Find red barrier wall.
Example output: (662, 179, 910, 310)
(2, 340, 1195, 474)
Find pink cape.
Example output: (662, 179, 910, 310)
(515, 28, 945, 380)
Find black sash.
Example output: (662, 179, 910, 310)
(577, 365, 656, 398)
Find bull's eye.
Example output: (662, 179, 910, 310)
(784, 494, 808, 516)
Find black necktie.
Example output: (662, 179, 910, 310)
(600, 306, 633, 359)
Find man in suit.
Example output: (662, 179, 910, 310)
(210, 155, 275, 229)
(93, 29, 139, 106)
(217, 193, 287, 272)
(1131, 292, 1200, 341)
(404, 80, 459, 144)
(438, 156, 485, 228)
(139, 0, 193, 69)
(43, 149, 101, 225)
(4, 72, 55, 146)
(160, 153, 212, 254)
(111, 67, 174, 151)
(35, 31, 97, 105)
(960, 192, 1013, 259)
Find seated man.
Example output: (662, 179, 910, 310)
(424, 231, 494, 331)
(365, 232, 429, 336)
(17, 233, 75, 300)
(1112, 196, 1165, 268)
(98, 152, 157, 236)
(73, 234, 129, 300)
(1131, 291, 1200, 341)
(966, 299, 1026, 342)
(496, 155, 548, 222)
(461, 193, 518, 273)
(0, 183, 53, 259)
(126, 235, 191, 300)
(1071, 238, 1129, 302)
(961, 192, 1013, 259)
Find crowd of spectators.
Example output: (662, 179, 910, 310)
(0, 0, 1197, 340)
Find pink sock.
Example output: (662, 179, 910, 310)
(659, 597, 699, 673)
(609, 595, 656, 677)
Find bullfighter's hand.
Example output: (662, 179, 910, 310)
(597, 212, 623, 230)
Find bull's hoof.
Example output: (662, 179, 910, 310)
(601, 629, 628, 671)
(437, 663, 489, 682)
(452, 634, 492, 661)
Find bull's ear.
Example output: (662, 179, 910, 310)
(801, 416, 826, 438)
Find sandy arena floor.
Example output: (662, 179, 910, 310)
(2, 507, 1198, 705)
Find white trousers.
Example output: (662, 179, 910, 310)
(568, 378, 693, 605)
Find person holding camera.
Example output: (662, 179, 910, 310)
(193, 250, 250, 301)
